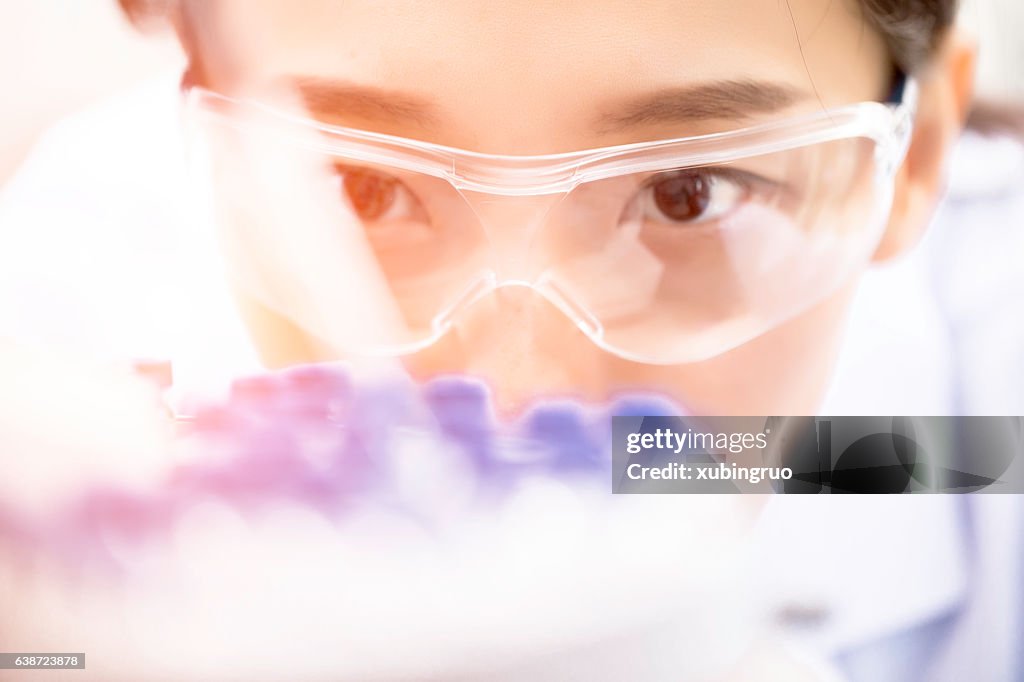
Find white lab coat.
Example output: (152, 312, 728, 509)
(1, 77, 1022, 681)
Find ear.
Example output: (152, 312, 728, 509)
(872, 29, 977, 263)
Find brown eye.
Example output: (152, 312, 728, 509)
(342, 167, 397, 220)
(643, 169, 747, 225)
(652, 171, 712, 222)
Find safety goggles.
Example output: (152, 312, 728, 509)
(183, 79, 916, 365)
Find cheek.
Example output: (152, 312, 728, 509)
(235, 275, 861, 415)
(610, 281, 861, 415)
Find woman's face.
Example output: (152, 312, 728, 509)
(185, 0, 895, 414)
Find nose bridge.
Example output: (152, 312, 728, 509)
(457, 189, 564, 281)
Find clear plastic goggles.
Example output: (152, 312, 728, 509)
(184, 81, 916, 365)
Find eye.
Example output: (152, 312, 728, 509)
(337, 165, 424, 223)
(642, 169, 747, 225)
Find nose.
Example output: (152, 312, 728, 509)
(402, 284, 611, 414)
(457, 191, 563, 283)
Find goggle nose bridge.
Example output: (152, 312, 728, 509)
(435, 272, 604, 343)
(445, 153, 587, 196)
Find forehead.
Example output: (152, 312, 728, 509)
(191, 0, 889, 150)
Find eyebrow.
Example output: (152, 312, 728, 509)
(283, 76, 805, 136)
(284, 76, 439, 126)
(596, 80, 808, 132)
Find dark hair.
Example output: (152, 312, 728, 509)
(858, 0, 958, 73)
(856, 0, 1024, 137)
